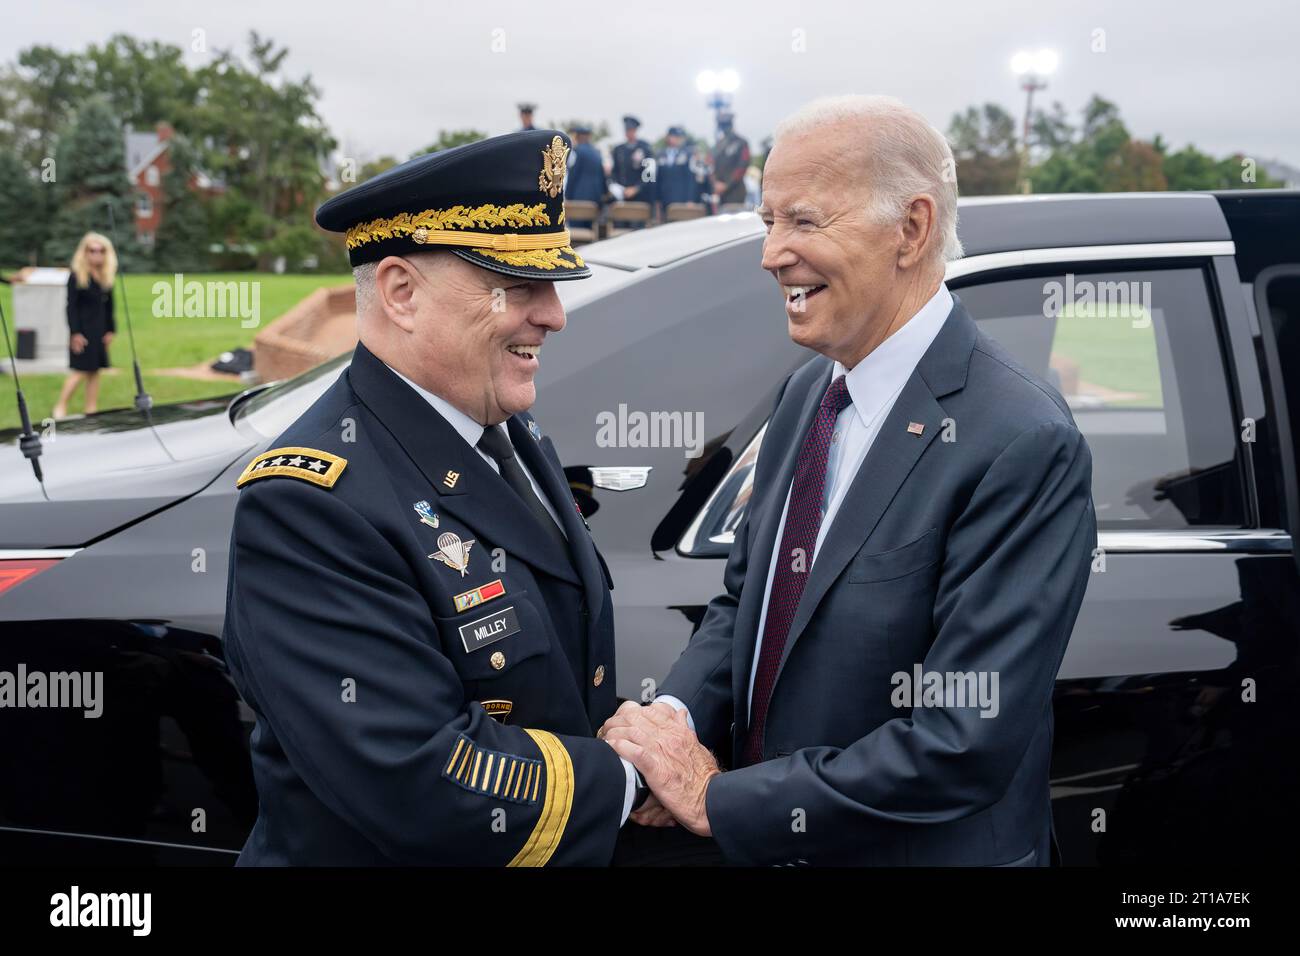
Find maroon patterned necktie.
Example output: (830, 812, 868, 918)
(744, 374, 852, 766)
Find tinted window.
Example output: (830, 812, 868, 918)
(681, 264, 1246, 555)
(956, 266, 1244, 529)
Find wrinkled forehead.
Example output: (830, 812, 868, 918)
(761, 130, 867, 210)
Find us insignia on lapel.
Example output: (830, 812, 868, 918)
(527, 419, 542, 441)
(236, 447, 346, 489)
(907, 421, 925, 436)
(454, 578, 506, 612)
(431, 531, 474, 577)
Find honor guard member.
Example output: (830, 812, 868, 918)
(710, 110, 751, 208)
(610, 115, 655, 211)
(517, 102, 537, 131)
(564, 124, 605, 231)
(222, 130, 643, 866)
(656, 126, 707, 211)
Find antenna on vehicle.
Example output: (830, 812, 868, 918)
(0, 281, 49, 500)
(105, 200, 153, 413)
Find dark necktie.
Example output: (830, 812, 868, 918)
(744, 375, 852, 766)
(477, 425, 568, 554)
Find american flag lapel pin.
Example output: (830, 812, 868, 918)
(907, 421, 925, 436)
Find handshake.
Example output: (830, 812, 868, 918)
(597, 701, 722, 836)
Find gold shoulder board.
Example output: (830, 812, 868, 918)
(236, 446, 347, 489)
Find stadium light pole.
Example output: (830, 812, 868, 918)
(1011, 49, 1058, 194)
(696, 69, 740, 137)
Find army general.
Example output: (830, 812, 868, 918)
(222, 130, 640, 865)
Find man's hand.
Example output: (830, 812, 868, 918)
(602, 702, 720, 836)
(629, 791, 676, 828)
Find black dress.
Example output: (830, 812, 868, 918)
(66, 273, 115, 371)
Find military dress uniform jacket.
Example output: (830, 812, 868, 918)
(222, 342, 625, 865)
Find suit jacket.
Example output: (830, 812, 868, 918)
(659, 296, 1096, 866)
(222, 342, 625, 865)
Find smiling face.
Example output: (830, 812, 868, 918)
(367, 252, 566, 425)
(759, 124, 922, 367)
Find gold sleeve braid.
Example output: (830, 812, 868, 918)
(507, 729, 574, 867)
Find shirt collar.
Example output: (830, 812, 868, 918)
(833, 282, 954, 429)
(386, 364, 486, 450)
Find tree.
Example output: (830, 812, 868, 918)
(41, 95, 138, 267)
(0, 147, 40, 267)
(81, 35, 199, 133)
(359, 156, 400, 182)
(946, 104, 1020, 195)
(412, 129, 487, 156)
(189, 32, 337, 270)
(152, 134, 211, 271)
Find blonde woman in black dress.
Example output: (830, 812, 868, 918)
(52, 232, 117, 419)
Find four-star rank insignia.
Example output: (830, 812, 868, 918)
(431, 531, 475, 577)
(236, 447, 347, 489)
(538, 135, 569, 198)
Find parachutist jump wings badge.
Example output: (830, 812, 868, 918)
(431, 531, 474, 577)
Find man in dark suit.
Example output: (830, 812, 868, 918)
(223, 130, 643, 865)
(602, 95, 1096, 866)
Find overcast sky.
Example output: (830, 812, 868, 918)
(8, 0, 1298, 167)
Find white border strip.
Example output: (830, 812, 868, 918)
(946, 241, 1236, 280)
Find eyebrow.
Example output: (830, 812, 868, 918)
(758, 202, 827, 219)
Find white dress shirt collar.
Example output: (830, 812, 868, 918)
(833, 282, 954, 429)
(386, 365, 488, 448)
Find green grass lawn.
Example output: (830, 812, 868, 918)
(1, 272, 351, 431)
(1053, 305, 1163, 407)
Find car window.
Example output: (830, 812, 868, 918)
(957, 266, 1244, 529)
(680, 263, 1245, 555)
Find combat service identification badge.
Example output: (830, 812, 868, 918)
(430, 531, 474, 577)
(236, 447, 347, 489)
(413, 500, 439, 529)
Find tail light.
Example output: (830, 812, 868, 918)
(0, 558, 63, 597)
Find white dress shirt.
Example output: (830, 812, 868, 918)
(386, 364, 638, 823)
(658, 282, 954, 723)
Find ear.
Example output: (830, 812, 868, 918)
(373, 256, 422, 332)
(897, 194, 938, 270)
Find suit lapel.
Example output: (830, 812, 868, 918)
(775, 374, 943, 678)
(767, 299, 980, 691)
(346, 342, 579, 585)
(509, 414, 607, 619)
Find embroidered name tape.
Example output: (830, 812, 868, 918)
(459, 606, 520, 654)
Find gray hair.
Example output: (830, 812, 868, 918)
(773, 95, 963, 262)
(352, 260, 378, 316)
(352, 251, 448, 316)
